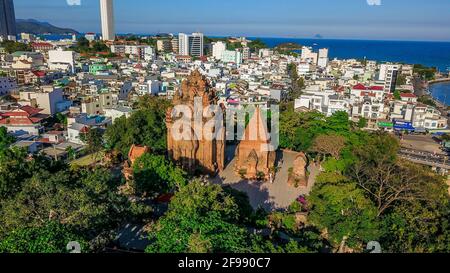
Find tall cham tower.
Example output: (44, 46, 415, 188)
(166, 70, 225, 175)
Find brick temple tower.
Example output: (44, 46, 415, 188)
(166, 70, 225, 175)
(235, 107, 276, 181)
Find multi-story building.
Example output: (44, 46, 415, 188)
(379, 64, 399, 93)
(178, 32, 204, 57)
(0, 105, 47, 135)
(178, 33, 189, 56)
(212, 41, 226, 60)
(242, 47, 250, 60)
(301, 46, 318, 65)
(138, 79, 162, 95)
(19, 86, 71, 115)
(100, 0, 115, 41)
(0, 0, 16, 40)
(48, 49, 76, 73)
(318, 48, 329, 68)
(81, 93, 117, 115)
(156, 39, 172, 53)
(20, 33, 35, 43)
(412, 104, 448, 130)
(11, 51, 44, 70)
(85, 32, 98, 42)
(221, 50, 243, 65)
(189, 32, 204, 57)
(171, 37, 179, 54)
(31, 42, 54, 52)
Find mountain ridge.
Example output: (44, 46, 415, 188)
(16, 19, 79, 35)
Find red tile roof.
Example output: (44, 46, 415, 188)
(400, 93, 417, 98)
(369, 86, 384, 91)
(352, 83, 367, 90)
(2, 106, 43, 117)
(32, 71, 46, 77)
(20, 105, 43, 116)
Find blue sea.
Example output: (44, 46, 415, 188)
(430, 82, 450, 106)
(252, 37, 450, 72)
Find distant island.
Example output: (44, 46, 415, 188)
(275, 42, 303, 51)
(16, 19, 79, 35)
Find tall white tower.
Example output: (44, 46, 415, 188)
(178, 33, 189, 56)
(100, 0, 115, 41)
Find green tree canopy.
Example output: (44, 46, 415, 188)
(132, 153, 187, 197)
(0, 221, 86, 253)
(145, 180, 251, 253)
(105, 96, 171, 156)
(309, 174, 381, 249)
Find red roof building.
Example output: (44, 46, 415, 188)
(0, 106, 48, 135)
(31, 42, 55, 52)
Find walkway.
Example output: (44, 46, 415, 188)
(212, 149, 319, 212)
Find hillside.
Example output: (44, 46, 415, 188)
(16, 19, 79, 35)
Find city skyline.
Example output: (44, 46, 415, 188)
(12, 0, 450, 42)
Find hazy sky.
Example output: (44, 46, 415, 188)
(14, 0, 450, 41)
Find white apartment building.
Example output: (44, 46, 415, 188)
(259, 49, 273, 58)
(318, 48, 329, 68)
(221, 50, 243, 65)
(19, 86, 71, 115)
(412, 104, 448, 130)
(297, 63, 313, 75)
(178, 33, 189, 56)
(301, 46, 318, 65)
(138, 79, 162, 95)
(212, 41, 226, 60)
(104, 106, 133, 123)
(178, 32, 204, 57)
(48, 49, 76, 73)
(379, 64, 399, 93)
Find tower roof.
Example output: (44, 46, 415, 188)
(242, 107, 271, 144)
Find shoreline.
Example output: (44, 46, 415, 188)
(429, 78, 450, 85)
(428, 80, 450, 109)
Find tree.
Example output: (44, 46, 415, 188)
(0, 168, 133, 247)
(0, 147, 68, 201)
(0, 127, 15, 152)
(248, 39, 268, 50)
(0, 148, 30, 199)
(309, 175, 380, 250)
(80, 127, 103, 158)
(0, 221, 86, 253)
(145, 180, 251, 253)
(381, 200, 450, 253)
(394, 90, 401, 100)
(105, 96, 171, 157)
(65, 146, 77, 161)
(357, 118, 368, 129)
(310, 134, 346, 159)
(286, 63, 305, 100)
(0, 41, 31, 53)
(132, 153, 187, 197)
(350, 133, 445, 217)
